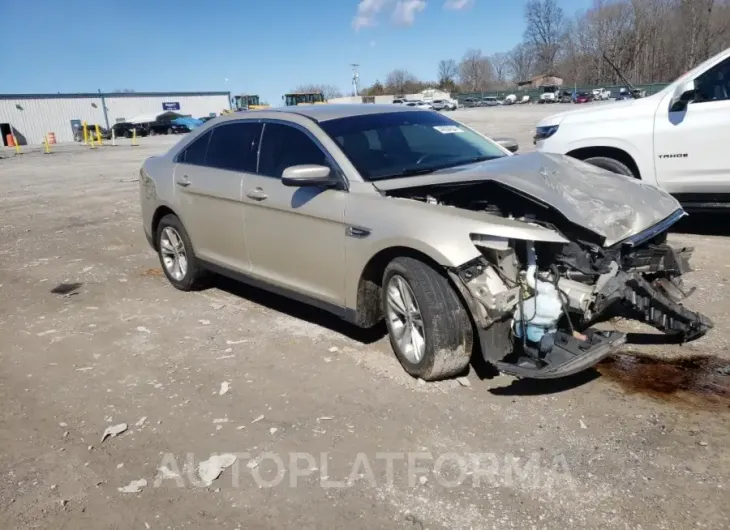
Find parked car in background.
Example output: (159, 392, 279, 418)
(392, 98, 406, 104)
(431, 99, 457, 111)
(148, 119, 191, 135)
(110, 122, 148, 139)
(534, 45, 730, 212)
(574, 92, 593, 104)
(462, 97, 479, 107)
(592, 88, 611, 100)
(481, 97, 500, 107)
(140, 104, 711, 383)
(73, 124, 108, 142)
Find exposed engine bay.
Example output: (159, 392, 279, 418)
(386, 181, 714, 379)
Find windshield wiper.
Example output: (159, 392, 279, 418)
(375, 167, 441, 180)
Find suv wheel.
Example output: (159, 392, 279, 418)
(156, 214, 207, 291)
(582, 156, 635, 177)
(382, 257, 472, 381)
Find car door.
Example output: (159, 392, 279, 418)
(654, 56, 730, 196)
(241, 120, 347, 307)
(173, 121, 262, 272)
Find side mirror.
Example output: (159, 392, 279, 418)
(493, 137, 519, 153)
(281, 164, 337, 187)
(670, 79, 696, 112)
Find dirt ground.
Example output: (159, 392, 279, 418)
(1, 105, 728, 530)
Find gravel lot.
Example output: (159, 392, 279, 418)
(1, 104, 728, 530)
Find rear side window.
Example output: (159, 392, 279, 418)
(257, 123, 328, 178)
(205, 122, 262, 172)
(181, 130, 211, 165)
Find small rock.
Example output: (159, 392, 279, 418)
(135, 416, 147, 427)
(60, 499, 68, 507)
(101, 423, 128, 443)
(198, 454, 237, 486)
(328, 346, 340, 353)
(246, 460, 258, 470)
(50, 484, 57, 491)
(698, 441, 708, 447)
(59, 422, 68, 427)
(198, 319, 211, 325)
(117, 463, 124, 469)
(219, 381, 230, 396)
(236, 426, 245, 430)
(118, 478, 147, 493)
(269, 427, 278, 435)
(136, 326, 151, 334)
(579, 420, 587, 429)
(456, 377, 471, 387)
(213, 418, 229, 424)
(419, 475, 428, 485)
(63, 431, 69, 438)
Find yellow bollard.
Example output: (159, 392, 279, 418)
(131, 128, 138, 147)
(83, 121, 89, 145)
(13, 135, 20, 155)
(43, 134, 51, 154)
(95, 124, 103, 146)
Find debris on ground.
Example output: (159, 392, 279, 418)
(117, 478, 147, 493)
(198, 454, 237, 486)
(219, 381, 230, 396)
(157, 465, 181, 479)
(136, 326, 151, 334)
(580, 419, 588, 429)
(251, 415, 264, 424)
(317, 416, 333, 422)
(456, 377, 471, 387)
(210, 302, 226, 310)
(269, 427, 278, 435)
(198, 319, 210, 325)
(101, 423, 128, 443)
(328, 346, 340, 353)
(135, 416, 147, 427)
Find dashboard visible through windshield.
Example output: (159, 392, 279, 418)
(320, 111, 507, 181)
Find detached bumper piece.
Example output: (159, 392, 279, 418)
(496, 329, 626, 379)
(621, 275, 714, 341)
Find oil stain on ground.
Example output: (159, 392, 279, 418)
(598, 352, 730, 411)
(140, 267, 163, 278)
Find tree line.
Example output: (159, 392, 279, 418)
(296, 0, 730, 97)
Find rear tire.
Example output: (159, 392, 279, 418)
(155, 214, 207, 291)
(582, 156, 635, 177)
(382, 257, 473, 381)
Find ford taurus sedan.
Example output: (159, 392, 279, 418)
(139, 105, 712, 381)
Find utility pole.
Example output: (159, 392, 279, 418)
(351, 64, 360, 97)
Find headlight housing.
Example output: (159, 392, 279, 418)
(534, 125, 560, 142)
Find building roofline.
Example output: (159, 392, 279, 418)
(0, 91, 231, 100)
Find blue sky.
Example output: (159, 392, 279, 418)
(2, 0, 593, 105)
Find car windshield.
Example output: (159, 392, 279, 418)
(320, 111, 507, 181)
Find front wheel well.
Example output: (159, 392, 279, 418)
(353, 247, 446, 328)
(150, 206, 177, 250)
(567, 146, 641, 179)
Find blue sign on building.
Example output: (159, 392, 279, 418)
(162, 102, 180, 111)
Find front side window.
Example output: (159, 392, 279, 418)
(695, 57, 730, 103)
(180, 130, 212, 166)
(320, 111, 507, 181)
(204, 122, 262, 172)
(257, 123, 329, 178)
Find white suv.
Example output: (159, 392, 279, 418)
(535, 47, 730, 211)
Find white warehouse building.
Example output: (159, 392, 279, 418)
(0, 91, 232, 145)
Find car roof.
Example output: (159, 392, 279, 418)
(222, 104, 426, 123)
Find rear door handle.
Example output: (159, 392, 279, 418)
(246, 187, 268, 201)
(176, 175, 191, 187)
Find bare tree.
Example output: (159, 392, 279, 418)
(507, 43, 535, 82)
(524, 0, 566, 75)
(385, 69, 420, 94)
(490, 52, 511, 87)
(437, 59, 459, 89)
(458, 49, 494, 91)
(292, 84, 343, 99)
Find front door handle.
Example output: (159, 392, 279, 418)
(246, 187, 268, 201)
(176, 175, 191, 187)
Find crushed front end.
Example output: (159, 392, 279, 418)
(449, 214, 714, 379)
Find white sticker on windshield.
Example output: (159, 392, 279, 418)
(433, 125, 464, 134)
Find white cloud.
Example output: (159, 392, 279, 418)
(352, 0, 426, 30)
(392, 0, 426, 26)
(353, 0, 391, 30)
(444, 0, 473, 9)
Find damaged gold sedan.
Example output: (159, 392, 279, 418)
(139, 104, 713, 381)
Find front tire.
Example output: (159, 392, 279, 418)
(382, 257, 473, 381)
(155, 214, 207, 291)
(582, 156, 635, 177)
